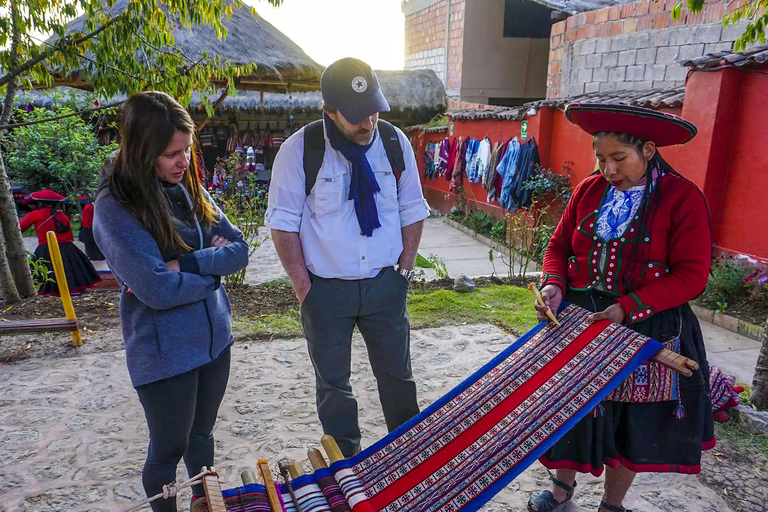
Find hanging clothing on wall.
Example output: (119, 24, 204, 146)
(462, 138, 480, 183)
(436, 138, 450, 178)
(485, 141, 503, 201)
(450, 138, 469, 192)
(424, 142, 436, 179)
(470, 137, 492, 185)
(490, 141, 507, 204)
(498, 138, 521, 211)
(445, 137, 458, 181)
(510, 138, 540, 209)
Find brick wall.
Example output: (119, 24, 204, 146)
(547, 0, 747, 98)
(403, 0, 465, 96)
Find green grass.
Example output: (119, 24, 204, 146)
(714, 420, 768, 462)
(233, 309, 303, 340)
(408, 285, 538, 334)
(232, 284, 538, 340)
(260, 276, 291, 287)
(415, 253, 434, 269)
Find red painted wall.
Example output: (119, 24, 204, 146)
(712, 71, 768, 261)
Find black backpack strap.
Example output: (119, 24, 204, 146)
(377, 120, 405, 181)
(303, 119, 326, 196)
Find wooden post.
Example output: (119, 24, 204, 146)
(196, 88, 230, 132)
(46, 231, 82, 346)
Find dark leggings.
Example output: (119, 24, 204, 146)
(135, 347, 231, 512)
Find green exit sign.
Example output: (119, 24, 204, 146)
(521, 121, 528, 140)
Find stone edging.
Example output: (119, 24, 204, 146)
(445, 218, 765, 342)
(690, 304, 764, 342)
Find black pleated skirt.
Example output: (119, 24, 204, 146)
(540, 289, 715, 475)
(33, 242, 101, 296)
(77, 227, 105, 260)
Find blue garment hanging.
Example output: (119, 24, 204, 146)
(497, 139, 521, 211)
(510, 138, 540, 209)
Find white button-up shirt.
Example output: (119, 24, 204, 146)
(265, 121, 430, 280)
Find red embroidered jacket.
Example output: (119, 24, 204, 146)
(541, 173, 711, 324)
(19, 207, 74, 245)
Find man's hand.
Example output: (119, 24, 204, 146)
(535, 285, 563, 323)
(297, 283, 312, 305)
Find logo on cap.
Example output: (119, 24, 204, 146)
(351, 76, 368, 93)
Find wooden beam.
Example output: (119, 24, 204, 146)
(196, 88, 229, 131)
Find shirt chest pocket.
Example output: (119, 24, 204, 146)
(374, 169, 398, 212)
(311, 171, 345, 217)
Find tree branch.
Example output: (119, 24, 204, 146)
(0, 100, 124, 131)
(0, 12, 124, 89)
(0, 0, 21, 130)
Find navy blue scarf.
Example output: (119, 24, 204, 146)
(324, 113, 381, 237)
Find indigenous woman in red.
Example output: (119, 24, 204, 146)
(528, 105, 713, 512)
(19, 189, 100, 295)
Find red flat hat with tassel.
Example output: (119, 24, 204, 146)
(564, 103, 697, 147)
(30, 189, 66, 201)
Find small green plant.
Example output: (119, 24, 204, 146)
(415, 254, 434, 269)
(27, 253, 54, 291)
(218, 188, 270, 287)
(714, 301, 729, 314)
(743, 268, 768, 309)
(428, 254, 449, 279)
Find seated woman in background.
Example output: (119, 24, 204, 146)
(77, 194, 104, 261)
(19, 189, 100, 295)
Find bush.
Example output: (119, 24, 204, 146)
(744, 268, 768, 309)
(466, 210, 495, 237)
(3, 106, 118, 198)
(706, 259, 751, 305)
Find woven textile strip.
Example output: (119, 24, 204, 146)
(220, 304, 662, 512)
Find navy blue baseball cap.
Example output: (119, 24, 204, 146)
(321, 57, 390, 124)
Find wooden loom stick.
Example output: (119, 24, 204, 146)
(654, 348, 698, 377)
(527, 283, 561, 326)
(258, 460, 283, 512)
(200, 468, 227, 512)
(321, 435, 345, 464)
(241, 468, 258, 485)
(279, 459, 303, 512)
(288, 459, 305, 479)
(308, 447, 328, 470)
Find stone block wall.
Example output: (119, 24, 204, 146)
(403, 0, 466, 96)
(547, 0, 748, 98)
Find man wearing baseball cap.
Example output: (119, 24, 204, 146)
(266, 57, 430, 457)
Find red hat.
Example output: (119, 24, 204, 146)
(30, 189, 66, 202)
(564, 103, 697, 147)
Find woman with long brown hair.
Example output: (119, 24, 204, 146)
(94, 91, 249, 511)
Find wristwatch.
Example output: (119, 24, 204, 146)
(396, 266, 416, 281)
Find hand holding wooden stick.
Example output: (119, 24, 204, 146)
(527, 283, 561, 326)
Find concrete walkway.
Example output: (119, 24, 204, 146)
(418, 217, 537, 279)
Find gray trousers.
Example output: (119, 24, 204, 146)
(300, 266, 419, 458)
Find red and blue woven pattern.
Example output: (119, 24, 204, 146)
(221, 304, 662, 512)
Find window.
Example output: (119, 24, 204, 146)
(503, 0, 555, 39)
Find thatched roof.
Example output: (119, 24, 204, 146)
(46, 0, 323, 92)
(17, 69, 447, 124)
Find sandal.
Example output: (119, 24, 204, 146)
(598, 501, 633, 512)
(527, 470, 577, 512)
